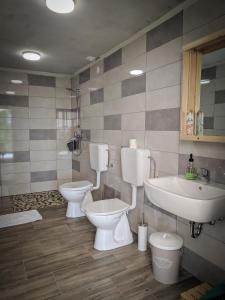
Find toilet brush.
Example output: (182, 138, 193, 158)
(138, 213, 148, 251)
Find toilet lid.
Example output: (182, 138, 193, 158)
(60, 181, 93, 191)
(85, 198, 130, 216)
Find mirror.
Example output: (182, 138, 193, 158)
(200, 48, 225, 136)
(180, 30, 225, 143)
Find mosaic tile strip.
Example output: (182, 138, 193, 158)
(12, 190, 66, 212)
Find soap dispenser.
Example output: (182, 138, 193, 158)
(185, 153, 197, 180)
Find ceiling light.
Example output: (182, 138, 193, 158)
(129, 69, 144, 76)
(11, 79, 23, 84)
(22, 51, 41, 61)
(5, 91, 15, 95)
(200, 79, 210, 85)
(46, 0, 75, 14)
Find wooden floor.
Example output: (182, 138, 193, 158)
(0, 207, 200, 300)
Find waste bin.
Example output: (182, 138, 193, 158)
(149, 232, 183, 284)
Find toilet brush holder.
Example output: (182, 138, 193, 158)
(138, 223, 148, 251)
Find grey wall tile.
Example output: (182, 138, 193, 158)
(72, 160, 80, 172)
(146, 12, 183, 52)
(204, 117, 214, 129)
(81, 129, 91, 141)
(122, 73, 146, 97)
(0, 95, 28, 107)
(178, 154, 225, 184)
(104, 49, 122, 73)
(31, 170, 57, 182)
(201, 67, 216, 80)
(79, 68, 90, 84)
(29, 129, 56, 140)
(103, 184, 121, 199)
(90, 88, 104, 105)
(182, 247, 225, 285)
(215, 90, 225, 104)
(0, 151, 30, 163)
(28, 74, 56, 87)
(104, 114, 121, 130)
(145, 108, 180, 131)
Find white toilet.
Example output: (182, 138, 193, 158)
(82, 146, 150, 251)
(59, 143, 109, 218)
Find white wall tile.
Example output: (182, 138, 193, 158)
(29, 118, 56, 129)
(122, 130, 145, 148)
(146, 37, 182, 72)
(103, 130, 122, 146)
(147, 61, 181, 91)
(145, 131, 179, 153)
(104, 93, 145, 116)
(122, 35, 146, 64)
(30, 150, 56, 161)
(104, 82, 121, 102)
(29, 86, 55, 97)
(121, 112, 145, 131)
(30, 160, 57, 172)
(1, 162, 30, 174)
(30, 140, 56, 151)
(29, 97, 56, 108)
(2, 183, 30, 196)
(31, 181, 57, 192)
(146, 84, 181, 111)
(29, 108, 56, 119)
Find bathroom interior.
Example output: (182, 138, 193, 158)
(0, 0, 225, 299)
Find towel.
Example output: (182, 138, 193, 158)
(113, 212, 132, 243)
(81, 190, 93, 212)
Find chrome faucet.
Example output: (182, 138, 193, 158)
(199, 168, 210, 183)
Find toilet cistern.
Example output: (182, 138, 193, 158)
(121, 147, 150, 210)
(89, 143, 109, 190)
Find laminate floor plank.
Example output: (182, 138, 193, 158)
(0, 207, 199, 299)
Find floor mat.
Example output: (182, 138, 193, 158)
(12, 190, 66, 212)
(0, 210, 42, 228)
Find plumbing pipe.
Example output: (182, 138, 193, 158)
(129, 184, 137, 210)
(92, 171, 101, 191)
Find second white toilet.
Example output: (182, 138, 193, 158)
(82, 146, 150, 251)
(59, 143, 109, 218)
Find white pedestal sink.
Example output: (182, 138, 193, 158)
(144, 176, 225, 223)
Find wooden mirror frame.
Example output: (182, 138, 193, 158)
(180, 29, 225, 143)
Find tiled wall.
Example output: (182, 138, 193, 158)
(71, 0, 225, 283)
(0, 71, 73, 196)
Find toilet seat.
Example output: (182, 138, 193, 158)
(60, 181, 93, 191)
(85, 198, 130, 216)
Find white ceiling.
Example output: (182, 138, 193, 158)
(0, 0, 184, 74)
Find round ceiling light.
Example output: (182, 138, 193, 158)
(46, 0, 75, 14)
(129, 69, 144, 76)
(22, 51, 41, 61)
(11, 79, 23, 84)
(6, 91, 15, 95)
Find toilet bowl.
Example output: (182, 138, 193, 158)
(83, 198, 133, 250)
(59, 181, 93, 218)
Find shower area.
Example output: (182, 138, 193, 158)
(66, 88, 82, 156)
(0, 70, 82, 212)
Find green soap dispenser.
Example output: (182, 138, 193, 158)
(185, 153, 197, 180)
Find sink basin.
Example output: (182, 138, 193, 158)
(144, 176, 225, 223)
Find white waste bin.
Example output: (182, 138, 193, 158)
(149, 232, 183, 284)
